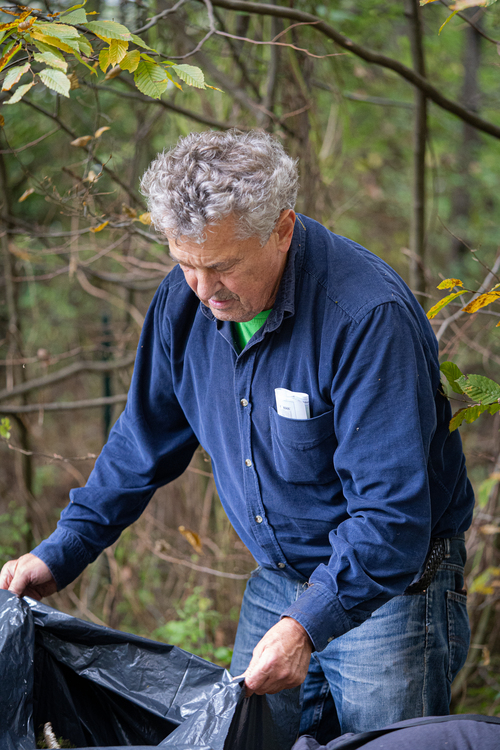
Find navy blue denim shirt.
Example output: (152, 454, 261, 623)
(32, 215, 474, 651)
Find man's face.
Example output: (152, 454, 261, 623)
(167, 211, 296, 322)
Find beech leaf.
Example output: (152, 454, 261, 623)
(5, 81, 35, 104)
(39, 68, 71, 97)
(133, 60, 168, 99)
(94, 126, 110, 138)
(456, 374, 500, 405)
(2, 62, 30, 91)
(34, 51, 68, 72)
(437, 278, 463, 290)
(462, 291, 500, 314)
(426, 290, 467, 319)
(119, 49, 140, 72)
(171, 63, 205, 89)
(83, 20, 131, 41)
(440, 361, 464, 394)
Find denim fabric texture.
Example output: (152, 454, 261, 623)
(32, 215, 474, 651)
(231, 538, 470, 743)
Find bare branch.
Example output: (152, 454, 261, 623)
(0, 354, 135, 403)
(0, 127, 60, 154)
(132, 0, 189, 34)
(203, 0, 500, 140)
(83, 81, 238, 130)
(0, 394, 128, 414)
(215, 27, 345, 60)
(152, 542, 250, 579)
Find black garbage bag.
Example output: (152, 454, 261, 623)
(0, 589, 294, 750)
(291, 714, 500, 750)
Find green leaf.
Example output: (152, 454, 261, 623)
(5, 80, 34, 104)
(34, 51, 68, 72)
(171, 63, 205, 88)
(449, 404, 489, 431)
(0, 417, 11, 440)
(456, 374, 500, 405)
(32, 22, 80, 40)
(129, 33, 156, 51)
(2, 62, 30, 91)
(83, 20, 131, 41)
(426, 290, 467, 320)
(59, 9, 87, 24)
(438, 10, 459, 34)
(133, 59, 168, 99)
(0, 41, 21, 74)
(38, 68, 71, 97)
(440, 361, 464, 394)
(78, 37, 93, 57)
(119, 49, 140, 73)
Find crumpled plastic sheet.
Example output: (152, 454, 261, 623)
(0, 589, 295, 750)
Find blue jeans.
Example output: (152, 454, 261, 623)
(230, 538, 470, 748)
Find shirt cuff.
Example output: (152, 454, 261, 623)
(281, 582, 353, 652)
(31, 526, 95, 591)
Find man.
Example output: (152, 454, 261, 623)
(0, 130, 473, 744)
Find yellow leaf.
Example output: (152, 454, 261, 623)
(71, 135, 92, 147)
(178, 525, 203, 554)
(94, 126, 110, 138)
(0, 42, 21, 74)
(108, 38, 128, 66)
(0, 114, 4, 127)
(426, 290, 467, 319)
(119, 49, 140, 73)
(104, 65, 122, 80)
(90, 220, 109, 233)
(2, 62, 30, 91)
(462, 291, 500, 314)
(18, 187, 35, 202)
(137, 212, 151, 225)
(31, 31, 79, 55)
(437, 278, 463, 290)
(84, 170, 98, 183)
(99, 48, 110, 73)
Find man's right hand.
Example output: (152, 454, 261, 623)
(0, 553, 57, 600)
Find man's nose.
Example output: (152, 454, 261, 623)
(192, 270, 221, 300)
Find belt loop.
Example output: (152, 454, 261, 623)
(445, 538, 450, 558)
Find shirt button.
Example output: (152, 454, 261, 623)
(240, 398, 249, 407)
(277, 562, 285, 569)
(245, 459, 252, 467)
(255, 515, 263, 524)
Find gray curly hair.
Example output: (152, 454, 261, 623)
(140, 129, 299, 245)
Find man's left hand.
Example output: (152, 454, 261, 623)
(242, 617, 313, 696)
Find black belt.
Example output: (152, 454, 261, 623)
(404, 538, 446, 594)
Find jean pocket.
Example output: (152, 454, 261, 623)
(269, 407, 337, 485)
(446, 590, 470, 682)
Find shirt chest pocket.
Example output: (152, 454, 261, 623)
(269, 407, 337, 485)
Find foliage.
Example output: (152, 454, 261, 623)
(0, 502, 29, 567)
(0, 2, 213, 102)
(152, 586, 233, 667)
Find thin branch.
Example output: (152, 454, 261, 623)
(152, 542, 250, 580)
(0, 394, 128, 414)
(202, 0, 500, 140)
(0, 127, 60, 154)
(19, 100, 146, 207)
(0, 354, 135, 403)
(132, 0, 189, 34)
(438, 0, 498, 45)
(167, 0, 217, 60)
(82, 81, 237, 130)
(215, 27, 345, 60)
(75, 269, 145, 328)
(3, 443, 99, 461)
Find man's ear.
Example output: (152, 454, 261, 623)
(276, 210, 296, 254)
